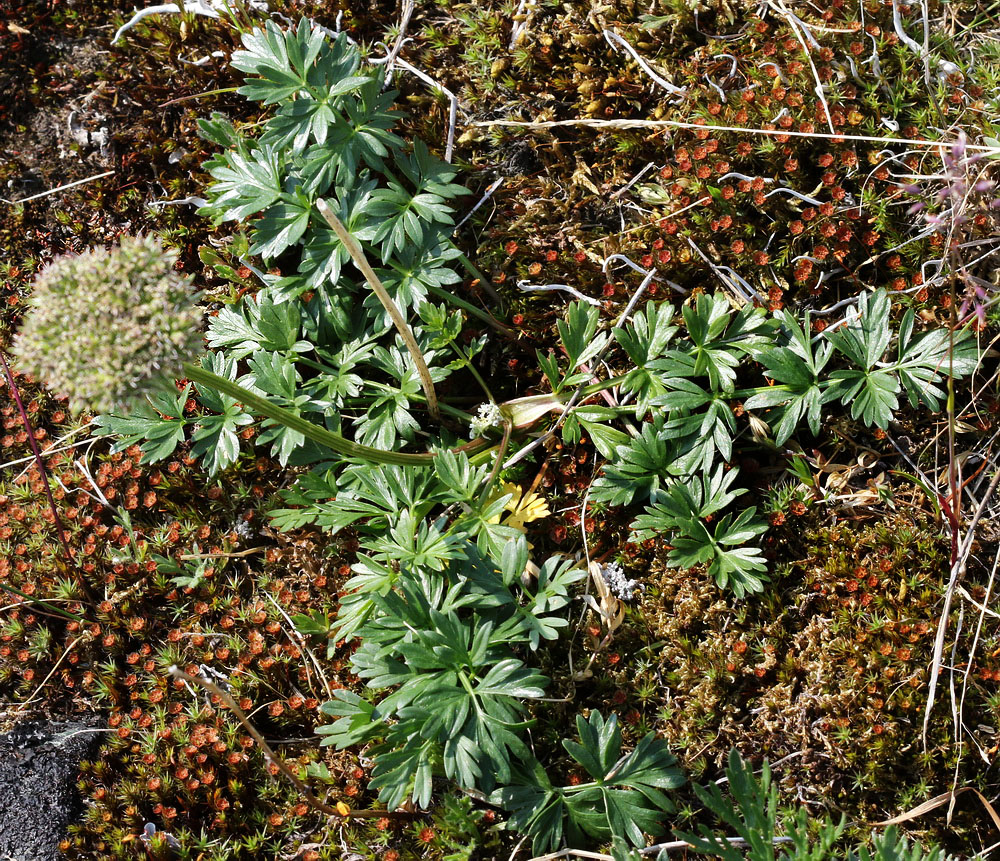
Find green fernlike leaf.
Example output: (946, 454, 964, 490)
(96, 385, 191, 463)
(562, 405, 630, 459)
(825, 367, 899, 430)
(630, 468, 767, 596)
(852, 827, 952, 861)
(250, 196, 312, 260)
(677, 749, 847, 861)
(825, 289, 892, 371)
(819, 289, 980, 429)
(675, 749, 948, 861)
(745, 309, 833, 444)
(615, 300, 678, 416)
(188, 355, 254, 476)
(590, 418, 676, 506)
(231, 18, 366, 110)
(654, 292, 774, 393)
(322, 572, 549, 806)
(893, 307, 979, 412)
(200, 142, 284, 223)
(206, 293, 310, 358)
(558, 301, 608, 376)
(491, 711, 684, 853)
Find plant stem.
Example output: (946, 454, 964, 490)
(0, 350, 97, 606)
(579, 374, 630, 397)
(451, 246, 503, 306)
(158, 86, 239, 108)
(0, 583, 84, 622)
(349, 391, 475, 422)
(182, 362, 491, 466)
(316, 199, 442, 424)
(425, 281, 513, 335)
(291, 356, 476, 421)
(448, 341, 494, 402)
(478, 419, 512, 506)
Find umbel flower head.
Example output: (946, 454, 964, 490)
(13, 235, 203, 414)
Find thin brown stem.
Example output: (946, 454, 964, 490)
(0, 351, 96, 606)
(169, 666, 419, 820)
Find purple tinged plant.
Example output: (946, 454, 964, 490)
(905, 131, 1000, 326)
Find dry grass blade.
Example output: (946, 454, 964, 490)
(872, 786, 1000, 834)
(316, 198, 441, 423)
(473, 117, 1000, 153)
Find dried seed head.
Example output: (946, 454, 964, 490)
(13, 235, 202, 415)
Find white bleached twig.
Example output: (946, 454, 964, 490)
(524, 836, 796, 861)
(2, 170, 114, 205)
(685, 236, 763, 304)
(517, 281, 601, 306)
(611, 162, 658, 200)
(509, 0, 538, 49)
(147, 195, 208, 208)
(766, 0, 834, 134)
(603, 30, 687, 99)
(473, 117, 1000, 155)
(891, 0, 924, 55)
(764, 186, 824, 206)
(111, 0, 268, 46)
(370, 49, 462, 163)
(111, 1, 220, 46)
(454, 178, 503, 231)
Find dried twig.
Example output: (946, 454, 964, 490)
(454, 177, 503, 232)
(15, 632, 94, 711)
(766, 0, 834, 134)
(610, 161, 659, 200)
(381, 0, 415, 73)
(111, 1, 223, 46)
(524, 836, 796, 861)
(178, 547, 267, 560)
(1, 170, 114, 205)
(922, 464, 1000, 748)
(261, 589, 333, 701)
(890, 0, 924, 55)
(169, 666, 417, 820)
(371, 50, 462, 163)
(509, 0, 537, 49)
(517, 281, 601, 306)
(473, 117, 1000, 153)
(0, 352, 96, 605)
(603, 30, 687, 99)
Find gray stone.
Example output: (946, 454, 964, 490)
(0, 719, 104, 861)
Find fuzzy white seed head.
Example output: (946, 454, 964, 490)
(13, 235, 203, 415)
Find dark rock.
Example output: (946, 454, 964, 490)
(0, 718, 104, 861)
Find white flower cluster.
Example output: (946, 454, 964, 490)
(469, 401, 503, 437)
(601, 561, 641, 602)
(14, 235, 203, 415)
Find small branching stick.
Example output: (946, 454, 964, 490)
(316, 198, 441, 424)
(169, 666, 417, 820)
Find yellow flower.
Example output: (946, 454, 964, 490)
(499, 482, 550, 532)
